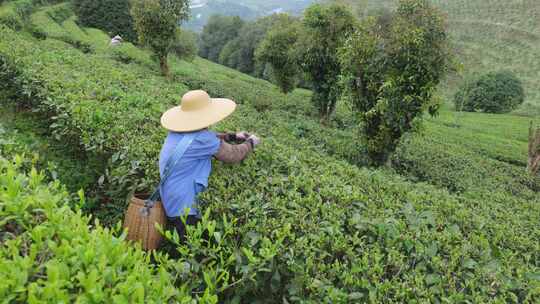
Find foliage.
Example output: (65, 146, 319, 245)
(199, 15, 244, 62)
(339, 0, 451, 164)
(255, 21, 300, 94)
(72, 0, 137, 42)
(258, 3, 356, 119)
(130, 0, 190, 76)
(219, 14, 296, 78)
(454, 71, 525, 113)
(0, 154, 184, 302)
(1, 8, 539, 301)
(299, 3, 357, 121)
(0, 0, 36, 30)
(171, 28, 198, 62)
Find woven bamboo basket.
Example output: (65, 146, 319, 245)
(123, 194, 167, 251)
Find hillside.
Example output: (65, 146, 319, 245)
(361, 0, 540, 113)
(184, 0, 316, 31)
(0, 1, 539, 303)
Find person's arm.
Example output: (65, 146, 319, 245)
(216, 132, 237, 143)
(214, 141, 253, 164)
(214, 134, 260, 164)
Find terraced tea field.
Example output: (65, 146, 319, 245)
(0, 1, 538, 303)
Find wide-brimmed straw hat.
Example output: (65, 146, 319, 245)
(161, 90, 236, 132)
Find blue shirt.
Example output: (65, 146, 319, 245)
(159, 130, 221, 217)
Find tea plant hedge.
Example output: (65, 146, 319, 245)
(1, 13, 539, 303)
(0, 153, 184, 302)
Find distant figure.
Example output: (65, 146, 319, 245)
(110, 35, 123, 47)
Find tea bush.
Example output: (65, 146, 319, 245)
(454, 71, 525, 113)
(1, 22, 539, 302)
(72, 0, 137, 42)
(0, 153, 185, 302)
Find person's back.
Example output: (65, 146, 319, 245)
(110, 35, 123, 46)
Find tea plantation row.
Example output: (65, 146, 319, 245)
(0, 5, 539, 303)
(0, 141, 183, 302)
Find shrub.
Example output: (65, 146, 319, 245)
(72, 0, 137, 42)
(454, 71, 525, 113)
(339, 0, 451, 164)
(0, 154, 183, 302)
(0, 2, 23, 30)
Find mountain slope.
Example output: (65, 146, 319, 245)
(360, 0, 540, 111)
(0, 2, 538, 302)
(184, 0, 316, 31)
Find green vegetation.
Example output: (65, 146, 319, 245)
(199, 15, 244, 63)
(171, 28, 198, 62)
(258, 3, 357, 121)
(347, 0, 540, 113)
(0, 104, 102, 196)
(72, 0, 137, 42)
(0, 153, 181, 302)
(255, 19, 300, 94)
(130, 0, 190, 76)
(454, 71, 525, 113)
(184, 0, 315, 32)
(0, 0, 539, 302)
(340, 0, 451, 164)
(219, 13, 296, 78)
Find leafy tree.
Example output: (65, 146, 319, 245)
(454, 71, 525, 113)
(198, 15, 244, 62)
(171, 29, 198, 62)
(130, 0, 190, 77)
(298, 4, 357, 121)
(219, 14, 296, 77)
(255, 21, 301, 94)
(257, 4, 356, 120)
(339, 0, 451, 165)
(73, 0, 137, 42)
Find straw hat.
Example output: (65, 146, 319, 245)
(161, 90, 236, 132)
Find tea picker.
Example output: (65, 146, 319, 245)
(110, 35, 123, 47)
(124, 90, 260, 250)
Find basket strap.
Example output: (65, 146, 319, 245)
(143, 132, 199, 212)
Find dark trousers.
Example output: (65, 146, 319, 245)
(167, 215, 200, 243)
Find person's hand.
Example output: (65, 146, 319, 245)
(235, 131, 251, 141)
(247, 134, 261, 149)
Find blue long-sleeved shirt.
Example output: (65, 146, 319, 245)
(159, 130, 220, 217)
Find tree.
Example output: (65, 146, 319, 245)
(297, 4, 357, 121)
(255, 21, 301, 94)
(339, 0, 451, 165)
(454, 71, 525, 113)
(257, 4, 356, 121)
(130, 0, 190, 77)
(73, 0, 137, 42)
(219, 14, 297, 77)
(171, 29, 198, 62)
(529, 122, 540, 175)
(198, 15, 244, 62)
